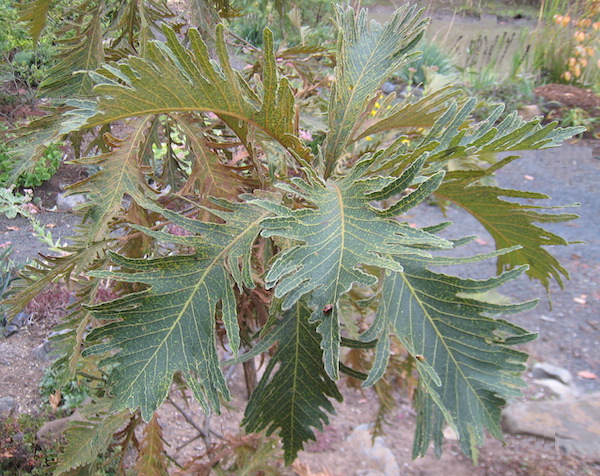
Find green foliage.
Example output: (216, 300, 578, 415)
(397, 37, 456, 86)
(0, 126, 62, 188)
(40, 365, 90, 412)
(6, 1, 586, 473)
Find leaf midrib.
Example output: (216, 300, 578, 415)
(118, 210, 268, 400)
(399, 271, 496, 425)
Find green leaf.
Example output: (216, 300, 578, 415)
(243, 301, 342, 464)
(436, 164, 578, 289)
(322, 4, 427, 176)
(7, 102, 94, 182)
(353, 86, 461, 142)
(85, 199, 268, 419)
(252, 156, 452, 379)
(54, 399, 131, 475)
(39, 6, 104, 98)
(79, 25, 310, 161)
(362, 250, 536, 460)
(17, 0, 53, 44)
(69, 116, 155, 242)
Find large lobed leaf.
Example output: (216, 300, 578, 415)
(78, 25, 310, 161)
(242, 301, 342, 464)
(361, 247, 537, 459)
(322, 4, 427, 176)
(252, 156, 452, 379)
(85, 199, 268, 419)
(436, 164, 578, 290)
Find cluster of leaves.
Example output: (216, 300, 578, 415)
(5, 0, 584, 473)
(0, 126, 62, 189)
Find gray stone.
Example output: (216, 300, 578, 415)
(3, 311, 30, 337)
(381, 82, 397, 94)
(533, 378, 577, 399)
(32, 339, 57, 362)
(502, 392, 600, 460)
(532, 362, 573, 386)
(0, 396, 17, 417)
(56, 192, 86, 212)
(346, 424, 401, 476)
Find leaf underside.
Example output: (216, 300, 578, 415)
(85, 199, 267, 419)
(362, 251, 536, 459)
(253, 156, 451, 379)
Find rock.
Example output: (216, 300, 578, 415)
(518, 104, 541, 121)
(346, 424, 401, 476)
(3, 311, 30, 337)
(381, 82, 397, 94)
(532, 362, 573, 386)
(37, 409, 84, 450)
(32, 339, 57, 362)
(56, 192, 86, 212)
(443, 426, 458, 441)
(0, 396, 17, 417)
(502, 392, 600, 459)
(533, 378, 577, 399)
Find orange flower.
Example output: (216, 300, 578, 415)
(574, 31, 586, 43)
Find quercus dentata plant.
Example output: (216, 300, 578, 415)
(6, 0, 584, 472)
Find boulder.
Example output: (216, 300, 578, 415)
(502, 392, 600, 460)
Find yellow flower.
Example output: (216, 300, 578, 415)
(365, 136, 373, 141)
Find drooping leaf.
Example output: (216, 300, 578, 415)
(242, 301, 342, 464)
(85, 199, 268, 419)
(135, 414, 169, 476)
(361, 249, 537, 460)
(17, 0, 53, 44)
(322, 4, 427, 176)
(435, 162, 578, 289)
(77, 25, 310, 161)
(39, 5, 104, 98)
(54, 399, 131, 475)
(7, 102, 95, 182)
(173, 113, 256, 200)
(68, 116, 156, 242)
(252, 156, 453, 378)
(353, 86, 461, 142)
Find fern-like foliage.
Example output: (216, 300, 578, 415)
(252, 156, 451, 379)
(7, 2, 585, 471)
(85, 199, 268, 419)
(242, 301, 343, 464)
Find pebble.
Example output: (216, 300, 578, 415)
(3, 311, 31, 337)
(531, 362, 573, 386)
(32, 339, 57, 362)
(56, 192, 86, 212)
